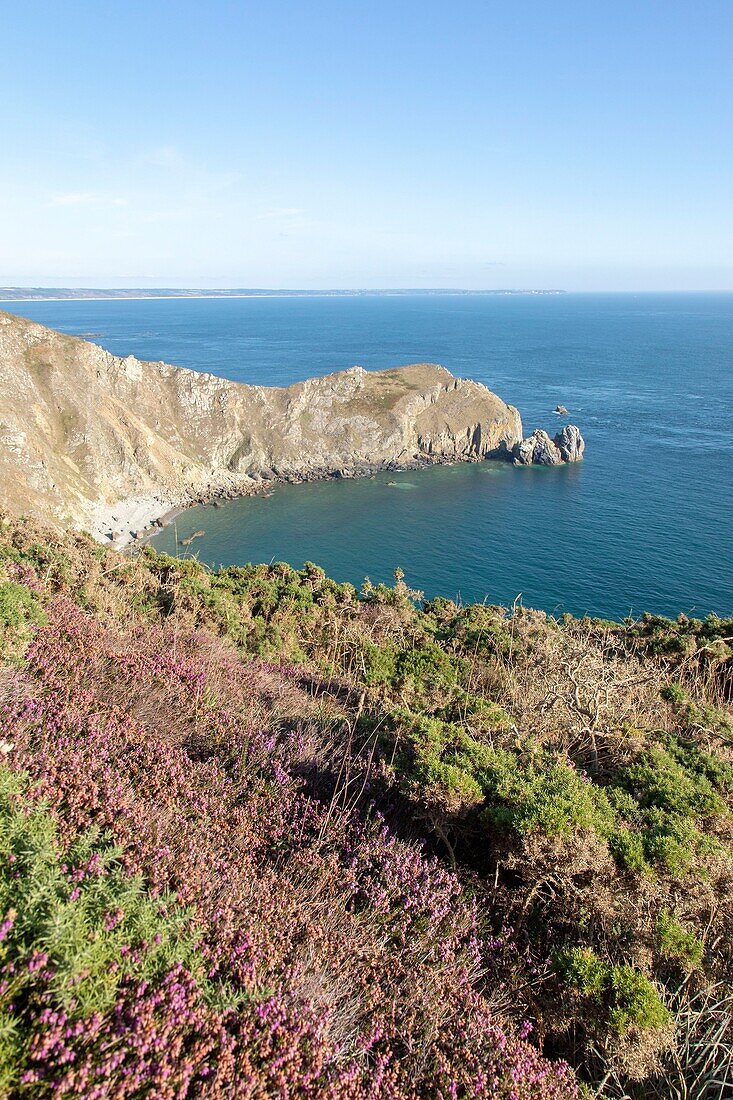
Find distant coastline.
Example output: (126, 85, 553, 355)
(0, 287, 566, 302)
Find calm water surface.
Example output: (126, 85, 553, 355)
(4, 293, 732, 619)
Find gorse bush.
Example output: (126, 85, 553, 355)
(0, 578, 46, 655)
(606, 740, 730, 877)
(617, 745, 726, 821)
(553, 948, 670, 1035)
(399, 727, 617, 838)
(480, 752, 615, 837)
(0, 769, 220, 1013)
(0, 581, 40, 629)
(655, 910, 704, 971)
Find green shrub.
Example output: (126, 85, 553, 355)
(0, 766, 234, 1033)
(655, 910, 704, 970)
(396, 724, 620, 844)
(356, 641, 464, 702)
(618, 747, 725, 820)
(608, 828, 649, 874)
(411, 755, 485, 815)
(0, 580, 46, 654)
(427, 602, 515, 659)
(440, 693, 512, 733)
(607, 964, 670, 1034)
(361, 641, 398, 686)
(662, 681, 686, 706)
(604, 741, 732, 876)
(555, 947, 607, 999)
(396, 642, 463, 694)
(554, 948, 669, 1035)
(667, 731, 733, 788)
(481, 753, 616, 838)
(0, 580, 43, 631)
(605, 786, 640, 819)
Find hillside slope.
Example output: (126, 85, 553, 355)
(0, 514, 731, 1097)
(0, 310, 524, 536)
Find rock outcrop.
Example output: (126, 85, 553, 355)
(0, 311, 526, 536)
(512, 425, 585, 466)
(554, 424, 585, 463)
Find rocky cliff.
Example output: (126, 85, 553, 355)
(0, 311, 534, 538)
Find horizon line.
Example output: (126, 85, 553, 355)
(3, 287, 733, 302)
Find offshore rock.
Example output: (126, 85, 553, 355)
(513, 429, 563, 466)
(512, 425, 585, 466)
(532, 430, 564, 465)
(512, 437, 538, 466)
(0, 311, 524, 534)
(554, 423, 585, 463)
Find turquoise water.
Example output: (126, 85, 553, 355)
(4, 293, 732, 619)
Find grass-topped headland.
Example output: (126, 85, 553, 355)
(0, 311, 532, 545)
(0, 513, 731, 1097)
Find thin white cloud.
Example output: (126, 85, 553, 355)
(258, 207, 304, 220)
(47, 192, 95, 207)
(47, 193, 129, 209)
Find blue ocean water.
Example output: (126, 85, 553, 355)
(4, 293, 732, 619)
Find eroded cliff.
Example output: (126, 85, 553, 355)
(0, 311, 526, 537)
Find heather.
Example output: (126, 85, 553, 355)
(0, 766, 239, 1094)
(0, 516, 732, 1096)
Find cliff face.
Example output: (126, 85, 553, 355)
(0, 311, 523, 533)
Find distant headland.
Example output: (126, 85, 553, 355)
(0, 287, 566, 302)
(0, 310, 582, 546)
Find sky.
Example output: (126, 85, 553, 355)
(1, 0, 731, 291)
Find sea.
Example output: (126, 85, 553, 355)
(3, 292, 732, 621)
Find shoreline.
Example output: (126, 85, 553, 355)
(86, 430, 584, 553)
(86, 454, 495, 551)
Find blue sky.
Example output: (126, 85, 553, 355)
(1, 1, 731, 290)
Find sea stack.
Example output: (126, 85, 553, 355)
(512, 424, 585, 466)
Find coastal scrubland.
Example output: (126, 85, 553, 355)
(0, 514, 732, 1097)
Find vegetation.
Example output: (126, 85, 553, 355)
(0, 768, 238, 1093)
(0, 512, 732, 1096)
